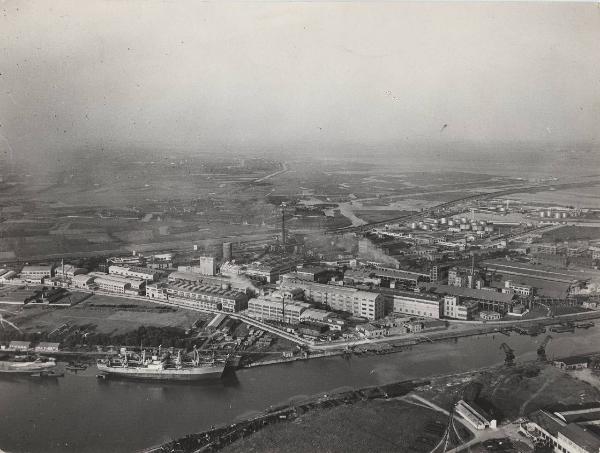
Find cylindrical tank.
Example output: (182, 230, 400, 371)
(440, 217, 447, 224)
(223, 242, 233, 261)
(485, 225, 494, 232)
(540, 212, 546, 218)
(448, 220, 455, 226)
(554, 212, 561, 219)
(461, 217, 467, 224)
(546, 210, 552, 217)
(562, 212, 567, 218)
(422, 224, 430, 230)
(410, 222, 418, 229)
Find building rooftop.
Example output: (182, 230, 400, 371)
(21, 265, 53, 272)
(554, 356, 589, 366)
(168, 282, 246, 300)
(423, 283, 514, 304)
(560, 423, 600, 452)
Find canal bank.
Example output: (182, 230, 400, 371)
(2, 322, 600, 453)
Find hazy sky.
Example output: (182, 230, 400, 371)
(1, 1, 599, 160)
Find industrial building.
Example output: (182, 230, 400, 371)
(503, 280, 533, 297)
(108, 265, 160, 282)
(280, 275, 385, 320)
(20, 265, 54, 283)
(455, 400, 497, 430)
(198, 256, 217, 276)
(247, 296, 311, 324)
(94, 275, 145, 295)
(71, 274, 95, 289)
(169, 271, 253, 293)
(244, 258, 300, 283)
(523, 408, 600, 453)
(146, 282, 248, 312)
(391, 291, 443, 319)
(423, 283, 515, 314)
(443, 296, 479, 320)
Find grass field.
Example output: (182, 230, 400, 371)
(8, 294, 204, 335)
(220, 399, 450, 453)
(419, 364, 600, 421)
(541, 225, 600, 242)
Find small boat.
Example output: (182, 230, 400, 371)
(575, 322, 594, 329)
(65, 363, 88, 371)
(30, 370, 64, 378)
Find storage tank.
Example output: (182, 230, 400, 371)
(485, 225, 494, 232)
(461, 217, 467, 224)
(539, 211, 546, 218)
(422, 224, 430, 230)
(562, 212, 567, 218)
(546, 210, 552, 217)
(448, 220, 455, 226)
(410, 222, 418, 229)
(440, 217, 447, 225)
(554, 212, 561, 219)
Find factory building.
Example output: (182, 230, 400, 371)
(455, 400, 497, 430)
(523, 408, 600, 453)
(71, 274, 95, 289)
(244, 258, 300, 283)
(279, 275, 385, 320)
(247, 296, 311, 324)
(294, 266, 330, 283)
(198, 256, 217, 276)
(94, 275, 145, 295)
(443, 295, 479, 320)
(169, 271, 253, 293)
(108, 265, 159, 282)
(423, 283, 515, 315)
(392, 291, 443, 319)
(343, 268, 381, 286)
(503, 280, 533, 297)
(20, 265, 54, 283)
(147, 282, 248, 312)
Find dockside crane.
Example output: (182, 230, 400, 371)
(537, 335, 552, 362)
(499, 343, 515, 366)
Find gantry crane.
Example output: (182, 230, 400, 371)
(499, 343, 515, 366)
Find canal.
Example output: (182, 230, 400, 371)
(1, 325, 598, 453)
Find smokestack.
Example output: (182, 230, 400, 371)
(222, 242, 232, 261)
(281, 203, 287, 246)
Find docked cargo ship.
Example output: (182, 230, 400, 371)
(96, 349, 225, 381)
(0, 357, 56, 374)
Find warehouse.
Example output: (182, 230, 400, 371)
(20, 265, 54, 283)
(109, 265, 159, 282)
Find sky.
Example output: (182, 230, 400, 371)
(1, 1, 599, 162)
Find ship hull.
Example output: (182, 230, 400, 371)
(0, 361, 56, 374)
(96, 364, 225, 381)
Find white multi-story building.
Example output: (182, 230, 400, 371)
(443, 295, 479, 320)
(279, 275, 384, 320)
(392, 291, 443, 319)
(247, 297, 311, 324)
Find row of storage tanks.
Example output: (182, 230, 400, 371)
(409, 217, 495, 232)
(539, 210, 568, 219)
